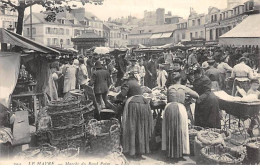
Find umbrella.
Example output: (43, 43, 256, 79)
(94, 47, 110, 54)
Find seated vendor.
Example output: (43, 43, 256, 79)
(247, 79, 260, 137)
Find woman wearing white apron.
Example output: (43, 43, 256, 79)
(162, 74, 199, 162)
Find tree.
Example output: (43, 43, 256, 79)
(0, 0, 104, 35)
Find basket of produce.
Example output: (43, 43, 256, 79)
(58, 148, 80, 158)
(188, 125, 204, 156)
(48, 123, 86, 140)
(200, 144, 245, 165)
(50, 134, 85, 150)
(86, 118, 121, 154)
(205, 128, 232, 141)
(47, 97, 80, 113)
(48, 106, 87, 128)
(15, 143, 59, 159)
(194, 130, 224, 164)
(244, 137, 260, 164)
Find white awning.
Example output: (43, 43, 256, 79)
(160, 32, 173, 38)
(150, 33, 162, 39)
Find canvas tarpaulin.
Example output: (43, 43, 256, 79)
(0, 28, 59, 54)
(0, 52, 20, 107)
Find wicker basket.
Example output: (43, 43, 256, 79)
(48, 106, 88, 128)
(50, 134, 85, 150)
(189, 125, 204, 156)
(48, 123, 86, 140)
(47, 98, 81, 113)
(87, 118, 121, 154)
(59, 148, 80, 158)
(200, 144, 245, 165)
(244, 137, 260, 164)
(205, 128, 232, 141)
(194, 131, 224, 165)
(34, 130, 50, 146)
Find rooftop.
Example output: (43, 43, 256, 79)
(129, 24, 177, 35)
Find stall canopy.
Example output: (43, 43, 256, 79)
(219, 14, 260, 46)
(150, 33, 163, 39)
(160, 32, 173, 38)
(0, 28, 60, 54)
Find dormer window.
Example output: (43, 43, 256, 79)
(61, 19, 65, 24)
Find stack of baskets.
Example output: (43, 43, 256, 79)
(194, 130, 225, 164)
(47, 97, 95, 149)
(86, 118, 121, 154)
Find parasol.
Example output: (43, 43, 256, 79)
(94, 47, 110, 54)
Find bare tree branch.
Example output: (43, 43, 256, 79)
(1, 0, 18, 9)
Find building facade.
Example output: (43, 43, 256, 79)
(174, 20, 188, 43)
(128, 24, 177, 47)
(0, 8, 17, 31)
(205, 0, 258, 45)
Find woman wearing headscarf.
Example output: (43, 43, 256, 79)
(116, 71, 153, 159)
(192, 66, 221, 129)
(162, 74, 199, 161)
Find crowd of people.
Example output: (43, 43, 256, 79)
(48, 46, 259, 162)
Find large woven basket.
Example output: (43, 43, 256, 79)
(48, 123, 86, 140)
(47, 97, 80, 113)
(48, 105, 91, 128)
(200, 144, 245, 165)
(189, 125, 204, 156)
(50, 134, 85, 150)
(87, 118, 121, 154)
(244, 137, 260, 164)
(205, 128, 232, 141)
(194, 131, 224, 165)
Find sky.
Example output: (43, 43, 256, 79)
(26, 0, 229, 21)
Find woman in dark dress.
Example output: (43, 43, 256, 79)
(192, 66, 221, 129)
(116, 72, 153, 159)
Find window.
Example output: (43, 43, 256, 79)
(59, 28, 64, 35)
(197, 19, 201, 25)
(249, 1, 254, 10)
(195, 32, 198, 38)
(200, 31, 203, 38)
(211, 15, 214, 22)
(99, 31, 101, 37)
(61, 19, 65, 24)
(27, 28, 30, 36)
(177, 24, 180, 29)
(210, 29, 213, 40)
(46, 27, 51, 34)
(220, 14, 222, 21)
(190, 32, 193, 39)
(125, 35, 127, 40)
(66, 39, 70, 45)
(32, 28, 36, 34)
(182, 33, 185, 39)
(214, 14, 217, 21)
(47, 38, 51, 45)
(66, 29, 69, 35)
(192, 20, 195, 26)
(54, 28, 57, 34)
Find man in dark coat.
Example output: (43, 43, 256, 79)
(146, 54, 157, 89)
(115, 54, 128, 87)
(86, 54, 95, 77)
(192, 67, 221, 129)
(89, 61, 112, 109)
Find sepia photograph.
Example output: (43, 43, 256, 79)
(0, 0, 260, 165)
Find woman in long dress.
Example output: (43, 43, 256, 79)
(162, 74, 199, 161)
(116, 72, 153, 159)
(62, 59, 77, 94)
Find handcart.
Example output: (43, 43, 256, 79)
(217, 95, 260, 144)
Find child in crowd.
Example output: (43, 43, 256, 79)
(157, 64, 168, 88)
(139, 58, 146, 86)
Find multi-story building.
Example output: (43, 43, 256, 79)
(0, 8, 17, 31)
(205, 0, 258, 45)
(23, 12, 88, 49)
(139, 8, 165, 26)
(174, 20, 188, 43)
(186, 9, 208, 46)
(128, 24, 177, 47)
(23, 8, 106, 49)
(103, 22, 129, 48)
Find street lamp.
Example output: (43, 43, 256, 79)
(60, 39, 63, 49)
